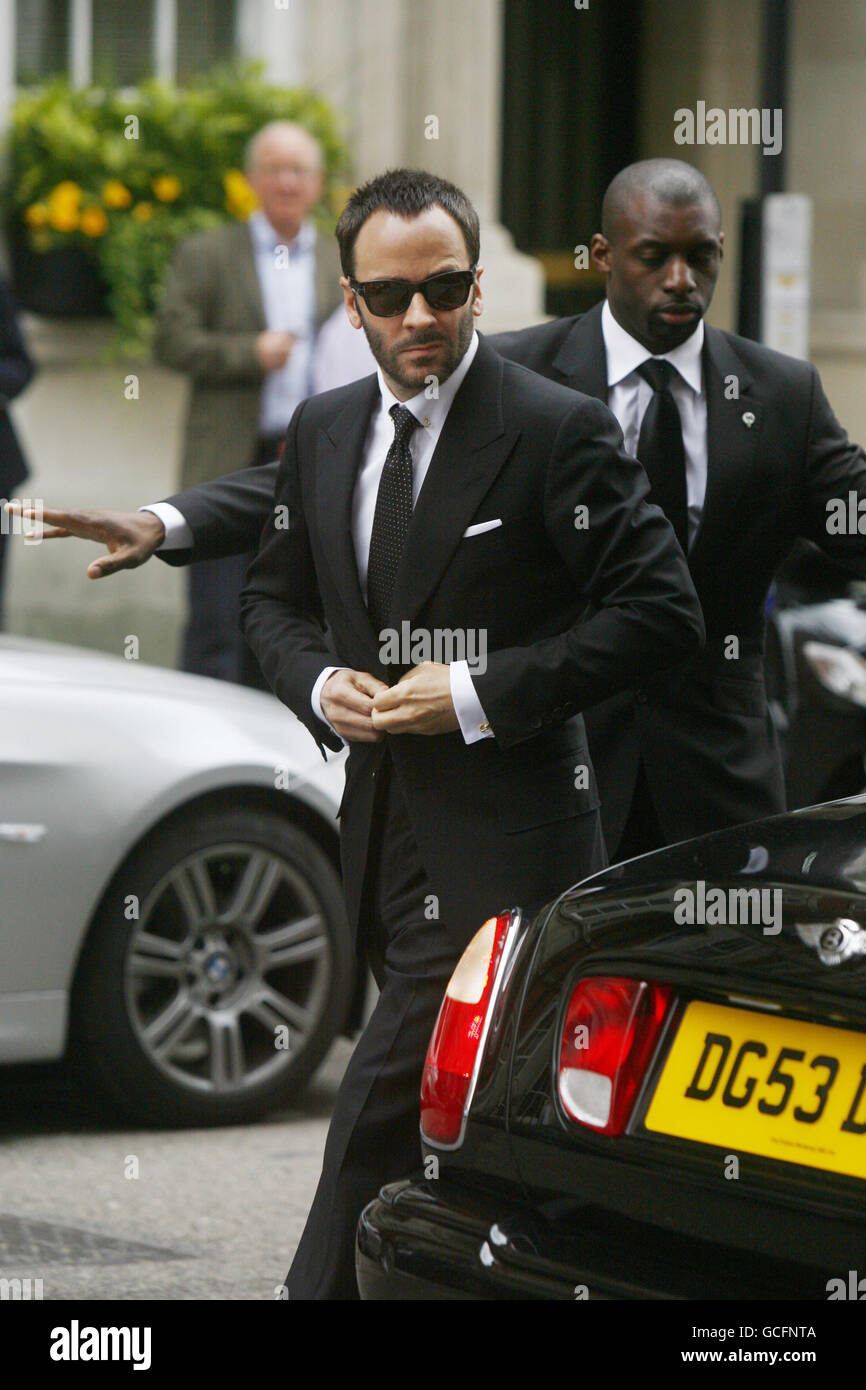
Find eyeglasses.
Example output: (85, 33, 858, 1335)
(253, 163, 320, 180)
(349, 268, 477, 317)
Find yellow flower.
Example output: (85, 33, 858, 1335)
(24, 203, 49, 227)
(152, 175, 181, 203)
(102, 179, 132, 209)
(80, 205, 108, 237)
(223, 168, 258, 218)
(132, 201, 154, 222)
(48, 181, 82, 231)
(51, 180, 82, 205)
(48, 203, 79, 232)
(223, 168, 248, 195)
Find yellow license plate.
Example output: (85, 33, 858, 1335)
(645, 1000, 866, 1180)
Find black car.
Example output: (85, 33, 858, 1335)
(356, 798, 866, 1299)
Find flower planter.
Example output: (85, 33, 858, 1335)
(8, 228, 108, 317)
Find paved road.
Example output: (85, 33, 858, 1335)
(0, 1038, 355, 1301)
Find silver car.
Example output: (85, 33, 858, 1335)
(0, 635, 354, 1126)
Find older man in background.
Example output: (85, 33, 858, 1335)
(152, 120, 342, 687)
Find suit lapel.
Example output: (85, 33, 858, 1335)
(550, 300, 609, 402)
(316, 374, 381, 662)
(389, 337, 520, 625)
(690, 328, 763, 561)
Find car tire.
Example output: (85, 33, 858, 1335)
(69, 803, 352, 1127)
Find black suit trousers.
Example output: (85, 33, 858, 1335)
(284, 747, 460, 1300)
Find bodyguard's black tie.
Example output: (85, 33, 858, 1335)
(366, 403, 419, 636)
(635, 358, 689, 553)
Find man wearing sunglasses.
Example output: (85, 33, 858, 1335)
(14, 168, 703, 1299)
(237, 167, 701, 1298)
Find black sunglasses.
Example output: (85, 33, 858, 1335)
(349, 268, 477, 317)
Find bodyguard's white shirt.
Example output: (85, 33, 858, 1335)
(312, 330, 490, 744)
(601, 299, 707, 548)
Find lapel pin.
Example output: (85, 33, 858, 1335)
(742, 411, 755, 427)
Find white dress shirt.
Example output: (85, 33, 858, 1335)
(601, 299, 707, 548)
(312, 330, 492, 744)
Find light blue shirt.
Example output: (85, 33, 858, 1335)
(248, 210, 317, 435)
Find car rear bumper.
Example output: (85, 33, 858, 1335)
(357, 1174, 840, 1300)
(357, 1177, 626, 1301)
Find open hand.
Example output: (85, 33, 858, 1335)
(4, 502, 166, 578)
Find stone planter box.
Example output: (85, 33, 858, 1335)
(8, 227, 108, 318)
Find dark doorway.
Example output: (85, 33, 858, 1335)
(501, 0, 642, 317)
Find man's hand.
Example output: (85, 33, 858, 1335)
(321, 669, 389, 742)
(255, 331, 296, 372)
(371, 662, 459, 735)
(4, 502, 165, 578)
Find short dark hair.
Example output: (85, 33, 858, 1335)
(601, 159, 722, 240)
(335, 168, 480, 277)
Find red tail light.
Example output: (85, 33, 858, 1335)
(420, 912, 512, 1147)
(558, 976, 672, 1136)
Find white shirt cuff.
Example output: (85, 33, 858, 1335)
(450, 660, 493, 743)
(311, 666, 348, 742)
(140, 502, 193, 551)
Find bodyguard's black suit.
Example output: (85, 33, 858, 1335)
(235, 335, 701, 1298)
(490, 303, 866, 853)
(238, 336, 702, 954)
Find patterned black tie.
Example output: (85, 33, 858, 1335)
(635, 358, 689, 553)
(366, 403, 419, 636)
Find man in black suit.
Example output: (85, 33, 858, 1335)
(18, 158, 866, 863)
(242, 167, 701, 1297)
(0, 272, 35, 627)
(491, 159, 866, 858)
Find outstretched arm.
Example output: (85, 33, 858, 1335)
(3, 459, 280, 577)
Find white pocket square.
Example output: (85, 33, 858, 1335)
(462, 518, 503, 537)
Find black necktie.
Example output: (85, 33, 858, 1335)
(635, 358, 689, 553)
(366, 403, 419, 636)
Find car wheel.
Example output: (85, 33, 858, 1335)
(70, 803, 352, 1126)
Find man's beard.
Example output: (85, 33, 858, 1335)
(358, 301, 475, 394)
